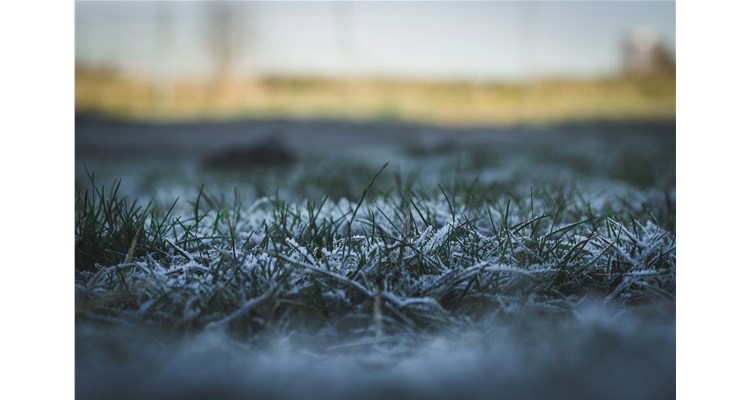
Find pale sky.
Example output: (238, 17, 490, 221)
(75, 1, 675, 81)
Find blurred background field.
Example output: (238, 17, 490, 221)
(76, 70, 675, 124)
(75, 1, 674, 125)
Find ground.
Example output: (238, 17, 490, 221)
(75, 117, 675, 400)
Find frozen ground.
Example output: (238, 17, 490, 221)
(77, 306, 674, 400)
(75, 117, 675, 399)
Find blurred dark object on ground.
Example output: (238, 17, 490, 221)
(204, 131, 295, 169)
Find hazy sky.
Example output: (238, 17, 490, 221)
(75, 1, 675, 81)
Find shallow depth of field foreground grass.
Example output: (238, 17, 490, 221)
(75, 123, 675, 400)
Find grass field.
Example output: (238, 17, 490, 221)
(75, 118, 675, 399)
(75, 67, 676, 125)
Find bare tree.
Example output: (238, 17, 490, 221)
(333, 1, 356, 77)
(206, 1, 246, 86)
